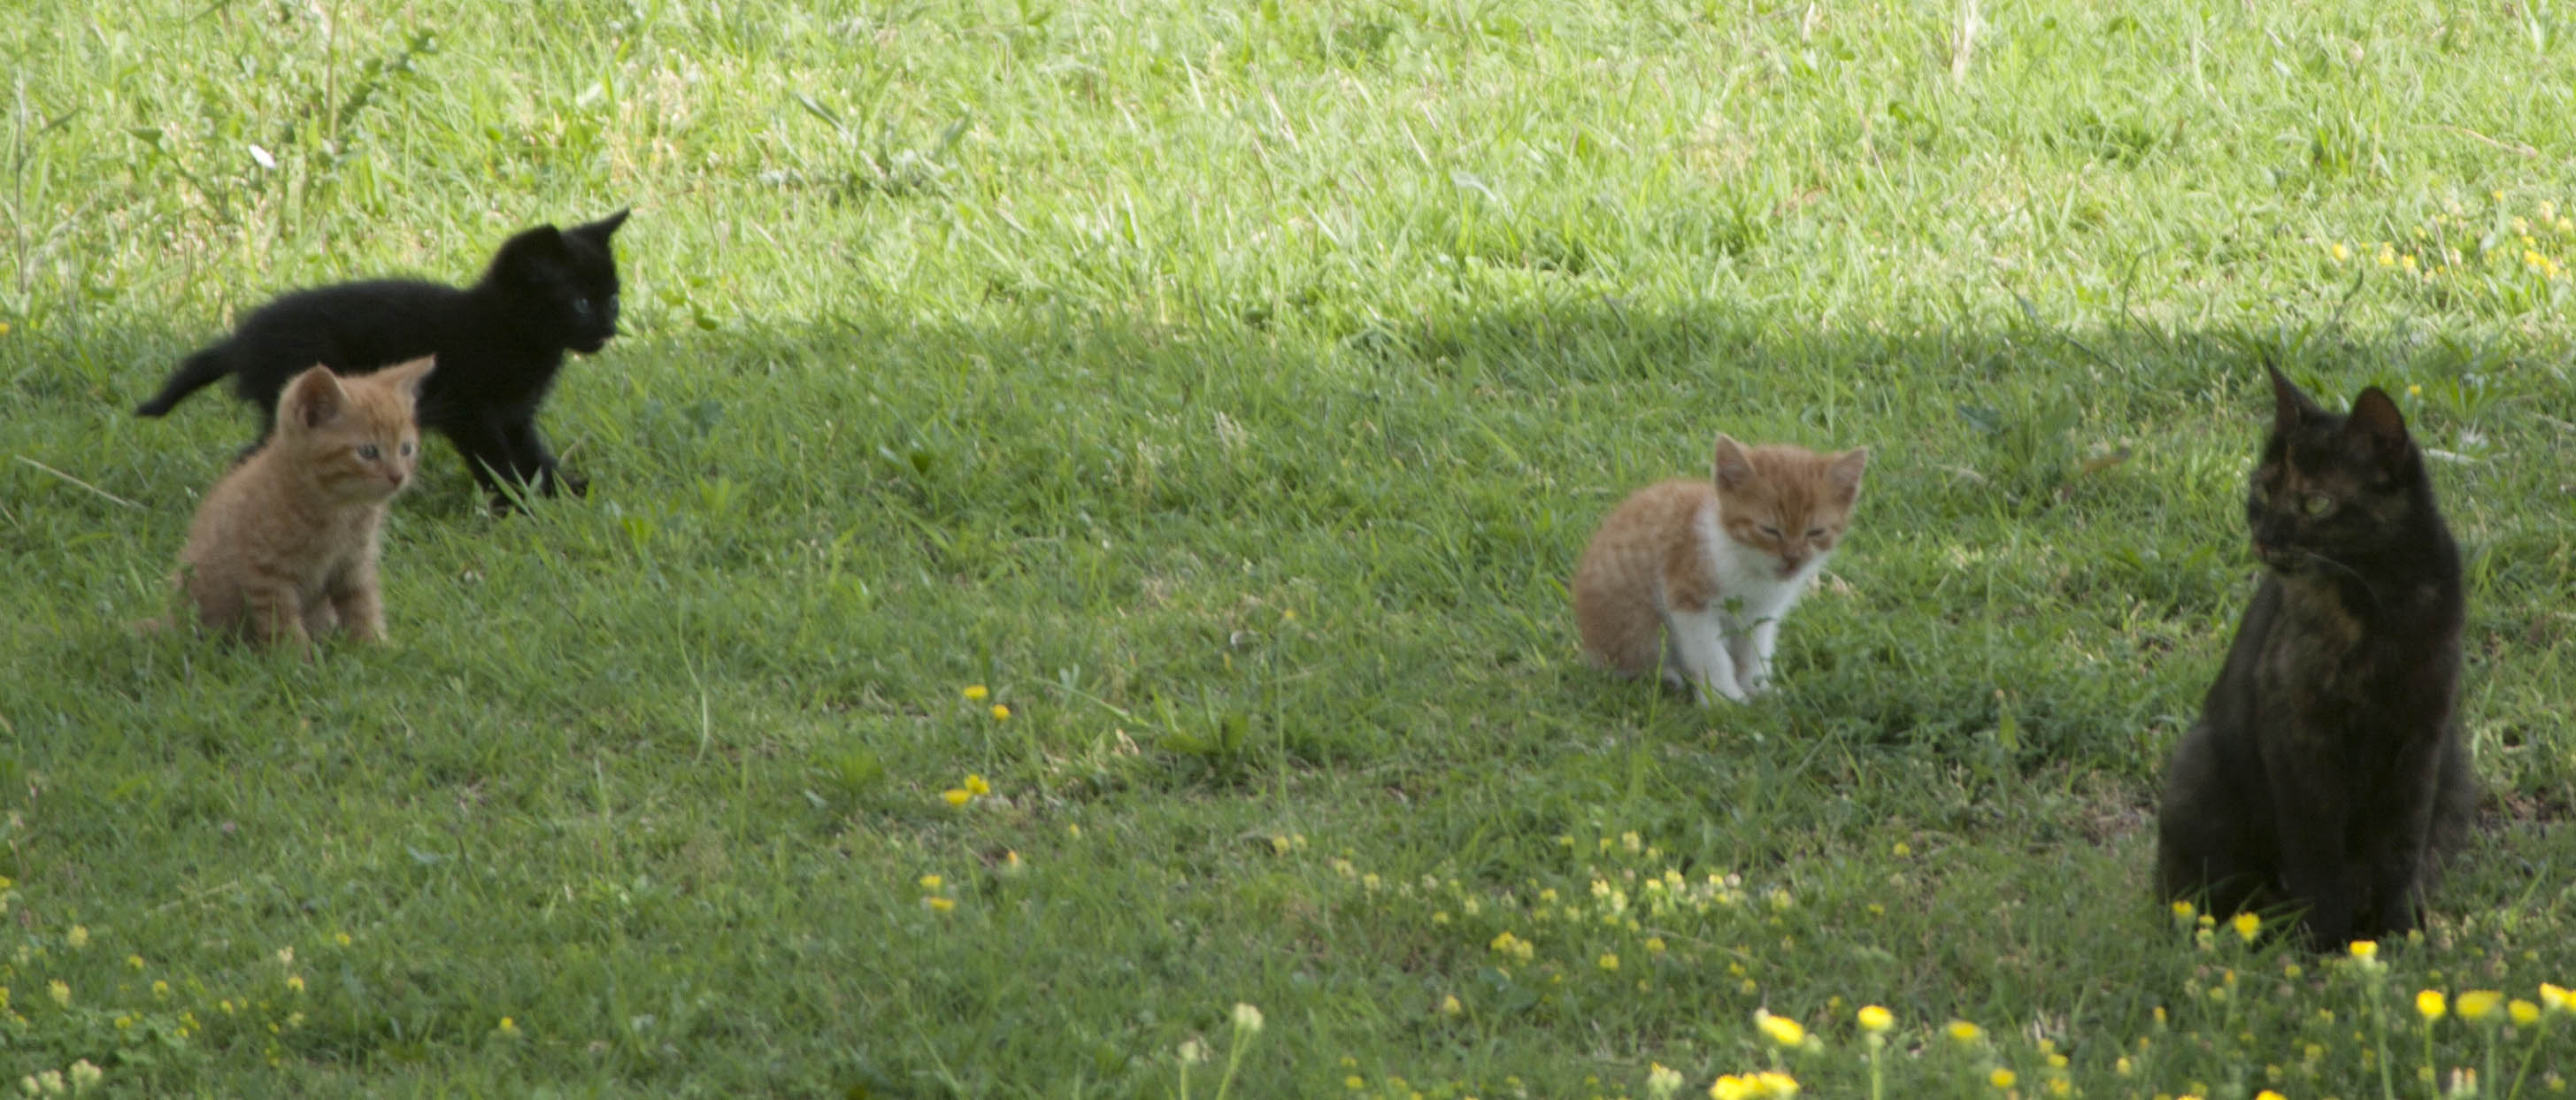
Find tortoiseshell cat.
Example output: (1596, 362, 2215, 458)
(2156, 366, 2474, 950)
(135, 210, 629, 505)
(1573, 435, 1867, 703)
(160, 358, 434, 653)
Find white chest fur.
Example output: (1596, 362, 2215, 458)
(1656, 502, 1833, 703)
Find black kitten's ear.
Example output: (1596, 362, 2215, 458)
(2268, 364, 2324, 432)
(574, 208, 631, 241)
(2345, 386, 2411, 460)
(493, 224, 569, 279)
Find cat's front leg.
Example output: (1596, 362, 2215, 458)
(1728, 618, 1783, 695)
(328, 561, 386, 643)
(1663, 607, 1749, 704)
(498, 417, 583, 498)
(242, 581, 315, 658)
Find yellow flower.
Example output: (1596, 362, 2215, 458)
(1858, 1004, 1893, 1033)
(2407, 384, 2423, 398)
(151, 981, 169, 999)
(45, 980, 68, 1008)
(65, 927, 86, 950)
(2458, 990, 2503, 1022)
(2349, 940, 2379, 962)
(334, 932, 352, 947)
(1755, 1072, 1799, 1097)
(989, 704, 1011, 720)
(1755, 1010, 1803, 1047)
(1598, 953, 1620, 973)
(941, 788, 973, 806)
(963, 773, 992, 796)
(925, 896, 957, 913)
(1439, 994, 1463, 1016)
(1891, 842, 1911, 858)
(2332, 242, 2350, 262)
(2540, 983, 2570, 1012)
(1947, 1019, 1984, 1044)
(2511, 1000, 2542, 1026)
(1346, 1076, 1365, 1090)
(918, 874, 943, 889)
(1645, 937, 1668, 955)
(1989, 1068, 2017, 1089)
(2170, 900, 2195, 921)
(2256, 1092, 2285, 1100)
(1647, 1063, 1685, 1100)
(497, 1016, 519, 1035)
(285, 975, 304, 994)
(2232, 912, 2260, 942)
(125, 954, 142, 971)
(2417, 989, 2448, 1020)
(1711, 1075, 1752, 1100)
(65, 1063, 98, 1090)
(1232, 1003, 1265, 1033)
(962, 685, 989, 701)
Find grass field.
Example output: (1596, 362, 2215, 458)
(3, 0, 2574, 1095)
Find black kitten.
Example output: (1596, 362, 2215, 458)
(2156, 365, 2473, 950)
(137, 210, 630, 504)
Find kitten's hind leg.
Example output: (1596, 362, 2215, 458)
(1662, 606, 1748, 704)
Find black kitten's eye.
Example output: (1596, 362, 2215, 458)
(357, 443, 381, 460)
(571, 296, 593, 316)
(2302, 494, 2335, 518)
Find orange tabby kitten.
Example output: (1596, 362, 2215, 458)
(1573, 435, 1867, 703)
(168, 358, 434, 652)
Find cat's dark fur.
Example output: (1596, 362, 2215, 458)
(2156, 365, 2474, 950)
(136, 210, 630, 504)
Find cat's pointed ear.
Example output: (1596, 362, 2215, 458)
(280, 365, 350, 432)
(1826, 447, 1868, 505)
(575, 208, 631, 241)
(493, 224, 569, 280)
(2345, 386, 2412, 462)
(378, 356, 437, 401)
(1711, 435, 1757, 491)
(2269, 364, 2324, 431)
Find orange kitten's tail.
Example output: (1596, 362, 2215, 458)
(135, 348, 231, 417)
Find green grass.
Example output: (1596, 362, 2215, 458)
(3, 0, 2573, 1095)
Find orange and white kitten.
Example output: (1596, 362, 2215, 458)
(1573, 435, 1866, 704)
(169, 358, 434, 652)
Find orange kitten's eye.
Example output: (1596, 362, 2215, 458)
(401, 442, 415, 457)
(357, 444, 381, 461)
(1758, 525, 1782, 539)
(1805, 527, 1825, 539)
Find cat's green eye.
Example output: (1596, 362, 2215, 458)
(357, 444, 381, 460)
(2301, 494, 2334, 518)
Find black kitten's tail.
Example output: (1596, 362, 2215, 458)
(134, 349, 230, 417)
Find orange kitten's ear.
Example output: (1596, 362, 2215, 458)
(1827, 448, 1868, 504)
(377, 355, 438, 400)
(278, 365, 350, 432)
(1711, 434, 1756, 491)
